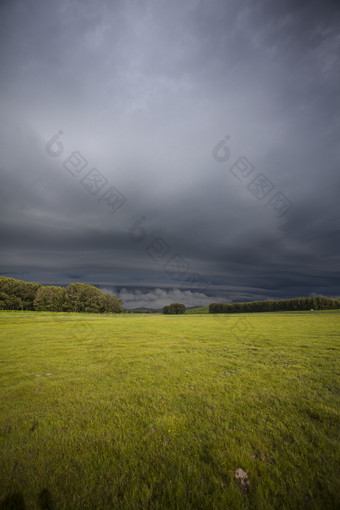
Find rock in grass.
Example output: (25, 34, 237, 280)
(234, 468, 249, 491)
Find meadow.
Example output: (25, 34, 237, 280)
(0, 311, 339, 509)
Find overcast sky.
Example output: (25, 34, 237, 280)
(1, 0, 339, 309)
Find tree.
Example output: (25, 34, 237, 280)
(34, 286, 65, 312)
(0, 292, 10, 310)
(0, 277, 41, 310)
(80, 285, 106, 313)
(7, 295, 23, 310)
(63, 283, 123, 313)
(103, 293, 123, 313)
(165, 303, 186, 314)
(63, 283, 87, 312)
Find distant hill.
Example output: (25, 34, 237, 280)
(185, 306, 209, 314)
(127, 307, 162, 314)
(128, 306, 210, 314)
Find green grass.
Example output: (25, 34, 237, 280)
(0, 311, 339, 509)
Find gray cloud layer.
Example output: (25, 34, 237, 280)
(1, 0, 340, 308)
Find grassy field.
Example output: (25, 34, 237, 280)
(0, 311, 339, 509)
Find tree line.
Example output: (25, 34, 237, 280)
(209, 296, 340, 314)
(0, 277, 123, 313)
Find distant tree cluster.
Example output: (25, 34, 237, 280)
(163, 303, 186, 314)
(0, 277, 123, 313)
(61, 283, 122, 313)
(0, 277, 41, 311)
(209, 296, 340, 314)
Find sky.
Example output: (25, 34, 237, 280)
(0, 0, 340, 309)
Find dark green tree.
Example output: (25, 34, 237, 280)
(168, 303, 186, 314)
(34, 286, 65, 312)
(103, 293, 123, 313)
(0, 277, 41, 310)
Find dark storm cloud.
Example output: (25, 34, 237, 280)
(1, 0, 340, 308)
